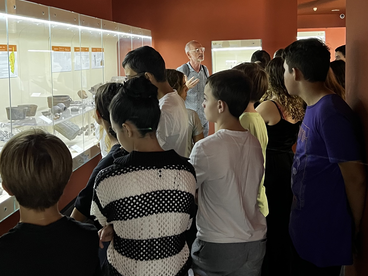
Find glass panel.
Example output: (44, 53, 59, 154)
(142, 29, 152, 47)
(0, 0, 152, 222)
(131, 26, 143, 50)
(118, 23, 132, 76)
(102, 20, 120, 82)
(211, 39, 262, 73)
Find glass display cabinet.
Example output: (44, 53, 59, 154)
(211, 39, 262, 73)
(0, 0, 152, 222)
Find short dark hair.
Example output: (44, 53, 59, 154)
(232, 62, 268, 102)
(283, 38, 330, 82)
(274, 48, 284, 58)
(335, 45, 346, 57)
(251, 50, 271, 69)
(109, 75, 161, 136)
(206, 70, 252, 118)
(0, 129, 72, 210)
(330, 60, 345, 89)
(122, 46, 167, 82)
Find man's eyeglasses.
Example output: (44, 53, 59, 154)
(189, 47, 205, 53)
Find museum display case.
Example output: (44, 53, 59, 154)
(0, 0, 152, 222)
(211, 39, 262, 73)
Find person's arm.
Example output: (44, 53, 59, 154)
(70, 208, 87, 222)
(339, 161, 366, 233)
(256, 100, 281, 125)
(193, 133, 204, 144)
(192, 110, 204, 144)
(189, 142, 208, 189)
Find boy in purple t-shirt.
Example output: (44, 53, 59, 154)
(283, 38, 366, 276)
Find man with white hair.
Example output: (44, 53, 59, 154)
(177, 40, 210, 137)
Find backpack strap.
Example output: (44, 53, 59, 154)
(201, 65, 208, 78)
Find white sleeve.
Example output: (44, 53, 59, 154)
(189, 142, 209, 189)
(156, 109, 172, 149)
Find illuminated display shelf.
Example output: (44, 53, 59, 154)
(0, 0, 152, 222)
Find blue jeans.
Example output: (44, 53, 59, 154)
(192, 238, 266, 276)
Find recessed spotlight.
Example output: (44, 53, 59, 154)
(313, 7, 318, 12)
(332, 9, 340, 12)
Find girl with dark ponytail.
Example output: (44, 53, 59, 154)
(91, 75, 197, 276)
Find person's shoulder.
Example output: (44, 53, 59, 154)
(315, 94, 354, 119)
(63, 216, 98, 234)
(177, 62, 189, 73)
(166, 150, 196, 178)
(0, 225, 20, 248)
(160, 93, 187, 114)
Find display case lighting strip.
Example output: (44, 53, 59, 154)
(212, 46, 262, 52)
(0, 13, 151, 39)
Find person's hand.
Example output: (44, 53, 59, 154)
(98, 224, 114, 249)
(186, 76, 200, 89)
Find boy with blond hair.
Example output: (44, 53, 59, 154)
(0, 129, 100, 276)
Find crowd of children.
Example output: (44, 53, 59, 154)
(0, 38, 364, 276)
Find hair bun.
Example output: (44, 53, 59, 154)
(123, 75, 158, 100)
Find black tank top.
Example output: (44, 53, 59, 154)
(266, 101, 301, 153)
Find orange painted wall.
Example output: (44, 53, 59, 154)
(111, 0, 297, 74)
(345, 0, 368, 275)
(298, 13, 346, 29)
(28, 0, 113, 20)
(298, 27, 346, 61)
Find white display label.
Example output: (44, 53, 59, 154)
(74, 47, 90, 71)
(0, 45, 18, 79)
(52, 46, 72, 73)
(91, 48, 104, 69)
(71, 144, 83, 153)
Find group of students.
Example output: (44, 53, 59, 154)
(0, 38, 364, 276)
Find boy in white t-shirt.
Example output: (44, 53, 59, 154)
(189, 70, 267, 276)
(122, 46, 188, 157)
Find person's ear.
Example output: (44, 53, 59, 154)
(218, 100, 225, 113)
(186, 51, 191, 59)
(293, 67, 303, 81)
(122, 122, 133, 138)
(145, 72, 153, 81)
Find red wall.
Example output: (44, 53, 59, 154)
(298, 13, 346, 29)
(298, 27, 346, 61)
(345, 0, 368, 275)
(112, 0, 297, 74)
(27, 0, 113, 20)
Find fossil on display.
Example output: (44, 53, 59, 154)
(0, 130, 14, 142)
(47, 95, 72, 108)
(54, 121, 81, 141)
(41, 110, 51, 117)
(17, 104, 38, 116)
(6, 107, 27, 120)
(77, 90, 88, 99)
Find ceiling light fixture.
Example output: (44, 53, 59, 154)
(332, 9, 340, 12)
(313, 7, 318, 12)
